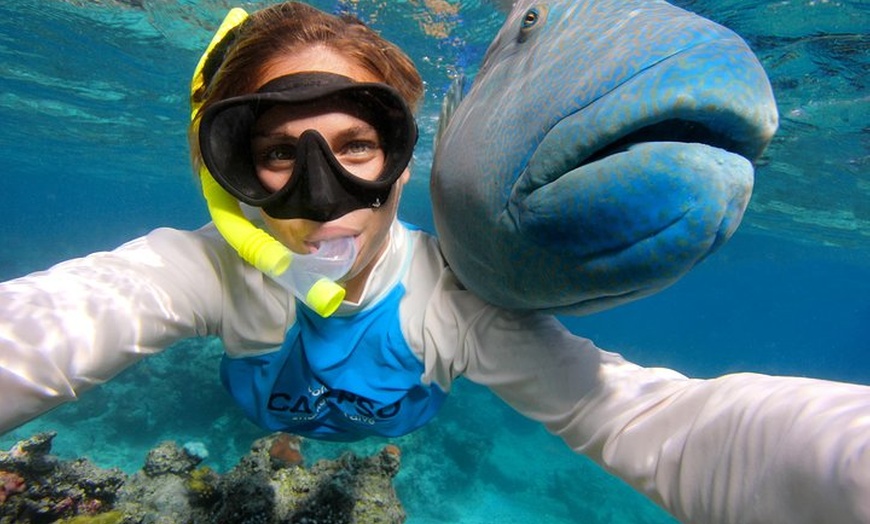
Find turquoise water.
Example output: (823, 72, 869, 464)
(0, 0, 867, 522)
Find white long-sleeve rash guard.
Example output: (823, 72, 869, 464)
(0, 221, 868, 523)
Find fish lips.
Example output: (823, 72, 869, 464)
(519, 38, 778, 195)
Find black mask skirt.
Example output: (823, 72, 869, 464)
(199, 72, 418, 221)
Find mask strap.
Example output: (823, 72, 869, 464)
(191, 7, 249, 117)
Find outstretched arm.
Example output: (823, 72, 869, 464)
(451, 307, 869, 524)
(0, 227, 226, 434)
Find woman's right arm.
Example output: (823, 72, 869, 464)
(0, 227, 228, 434)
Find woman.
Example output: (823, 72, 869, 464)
(1, 3, 867, 523)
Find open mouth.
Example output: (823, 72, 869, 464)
(581, 118, 748, 167)
(303, 241, 322, 254)
(303, 235, 359, 261)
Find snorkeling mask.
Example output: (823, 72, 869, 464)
(198, 72, 418, 221)
(190, 8, 414, 316)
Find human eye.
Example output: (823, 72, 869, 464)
(336, 139, 382, 176)
(334, 125, 382, 164)
(341, 140, 379, 158)
(255, 142, 297, 171)
(335, 136, 385, 181)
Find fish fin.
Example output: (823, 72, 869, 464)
(434, 75, 467, 153)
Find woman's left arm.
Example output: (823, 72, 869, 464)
(454, 306, 870, 524)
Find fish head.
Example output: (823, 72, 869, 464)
(431, 0, 778, 313)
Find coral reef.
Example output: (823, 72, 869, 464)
(0, 470, 25, 502)
(0, 432, 405, 524)
(0, 432, 124, 524)
(268, 433, 304, 468)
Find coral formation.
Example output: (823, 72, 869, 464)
(0, 432, 405, 524)
(0, 432, 124, 523)
(57, 511, 124, 524)
(182, 441, 209, 462)
(268, 433, 304, 468)
(186, 466, 220, 505)
(0, 470, 25, 502)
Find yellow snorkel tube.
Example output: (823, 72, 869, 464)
(190, 8, 348, 317)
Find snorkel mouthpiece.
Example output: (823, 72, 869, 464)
(269, 236, 356, 317)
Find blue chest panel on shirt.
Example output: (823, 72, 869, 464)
(220, 283, 446, 441)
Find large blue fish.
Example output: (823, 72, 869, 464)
(431, 0, 778, 315)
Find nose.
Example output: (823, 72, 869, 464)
(262, 130, 359, 221)
(293, 131, 355, 222)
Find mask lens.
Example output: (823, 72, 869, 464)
(250, 100, 387, 188)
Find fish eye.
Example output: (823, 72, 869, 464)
(522, 9, 539, 29)
(518, 5, 548, 43)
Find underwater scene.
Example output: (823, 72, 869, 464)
(0, 0, 867, 522)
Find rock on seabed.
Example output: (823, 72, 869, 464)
(0, 432, 405, 524)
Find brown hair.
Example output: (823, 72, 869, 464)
(189, 2, 423, 166)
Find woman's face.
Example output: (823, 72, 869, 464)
(253, 46, 409, 301)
